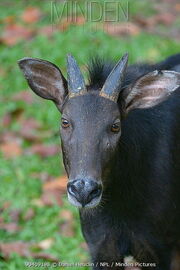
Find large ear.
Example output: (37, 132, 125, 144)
(122, 70, 180, 114)
(18, 58, 67, 112)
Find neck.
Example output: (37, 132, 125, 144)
(100, 137, 147, 220)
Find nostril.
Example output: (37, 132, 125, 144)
(89, 186, 102, 200)
(68, 184, 77, 197)
(68, 180, 102, 206)
(90, 188, 99, 197)
(70, 184, 76, 193)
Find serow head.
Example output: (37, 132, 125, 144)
(18, 54, 180, 208)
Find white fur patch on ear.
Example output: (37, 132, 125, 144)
(125, 70, 180, 113)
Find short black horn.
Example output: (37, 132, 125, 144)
(100, 53, 128, 102)
(67, 54, 87, 98)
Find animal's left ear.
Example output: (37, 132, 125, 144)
(18, 58, 67, 112)
(122, 70, 180, 114)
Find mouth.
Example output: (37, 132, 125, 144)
(67, 192, 102, 209)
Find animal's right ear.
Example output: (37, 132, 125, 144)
(121, 70, 180, 116)
(18, 58, 67, 112)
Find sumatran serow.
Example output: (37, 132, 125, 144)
(18, 53, 180, 270)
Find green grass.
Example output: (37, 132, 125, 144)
(0, 0, 179, 269)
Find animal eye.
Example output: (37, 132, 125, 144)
(61, 118, 70, 128)
(111, 120, 120, 133)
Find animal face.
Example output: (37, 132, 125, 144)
(18, 54, 180, 208)
(60, 93, 121, 207)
